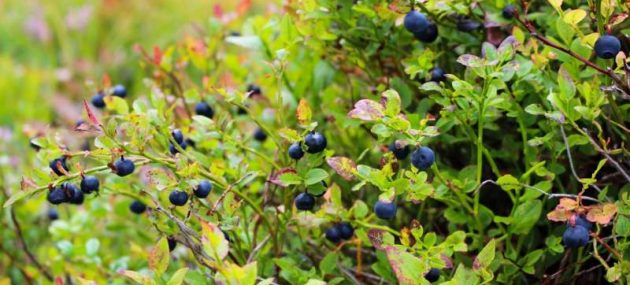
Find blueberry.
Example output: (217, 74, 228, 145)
(47, 187, 69, 204)
(457, 19, 481, 32)
(247, 84, 262, 96)
(195, 101, 214, 118)
(130, 200, 147, 214)
(47, 208, 59, 220)
(167, 236, 177, 252)
(403, 11, 429, 34)
(169, 141, 188, 155)
(414, 23, 438, 43)
(429, 67, 446, 82)
(337, 222, 354, 240)
(171, 129, 184, 144)
(169, 190, 189, 206)
(294, 192, 315, 211)
(49, 157, 69, 176)
(411, 146, 435, 171)
(304, 131, 327, 153)
(574, 215, 593, 231)
(185, 138, 196, 148)
(374, 200, 397, 220)
(64, 183, 84, 205)
(325, 226, 342, 243)
(194, 180, 212, 198)
(114, 157, 135, 177)
(91, 92, 106, 108)
(562, 225, 590, 248)
(502, 5, 516, 19)
(388, 142, 410, 160)
(594, 35, 621, 59)
(288, 142, 305, 160)
(80, 176, 100, 194)
(253, 128, 267, 142)
(112, 84, 127, 98)
(425, 268, 440, 282)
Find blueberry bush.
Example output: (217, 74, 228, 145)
(2, 0, 630, 284)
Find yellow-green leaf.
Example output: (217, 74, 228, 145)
(563, 9, 586, 26)
(166, 268, 189, 285)
(148, 237, 170, 276)
(547, 0, 563, 12)
(296, 98, 312, 127)
(201, 221, 229, 261)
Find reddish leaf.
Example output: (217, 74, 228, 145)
(83, 99, 102, 132)
(326, 156, 356, 181)
(152, 46, 162, 65)
(348, 99, 384, 121)
(268, 168, 297, 187)
(586, 203, 617, 225)
(367, 229, 385, 250)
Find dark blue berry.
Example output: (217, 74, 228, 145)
(374, 200, 397, 220)
(563, 225, 590, 248)
(114, 157, 135, 177)
(49, 157, 69, 176)
(112, 84, 127, 97)
(414, 23, 438, 43)
(167, 236, 177, 251)
(169, 190, 189, 206)
(337, 222, 354, 240)
(325, 226, 342, 243)
(91, 92, 106, 108)
(64, 183, 84, 205)
(304, 131, 327, 153)
(288, 142, 304, 160)
(457, 19, 481, 32)
(425, 268, 440, 282)
(130, 200, 147, 214)
(171, 129, 184, 144)
(47, 208, 59, 220)
(253, 128, 267, 142)
(194, 180, 212, 198)
(404, 11, 429, 34)
(294, 192, 315, 211)
(411, 146, 435, 171)
(430, 67, 446, 82)
(574, 215, 593, 231)
(388, 142, 410, 160)
(594, 35, 621, 59)
(169, 141, 188, 155)
(502, 5, 516, 19)
(195, 101, 214, 118)
(80, 176, 100, 194)
(247, 84, 262, 96)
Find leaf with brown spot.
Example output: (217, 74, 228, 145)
(326, 156, 356, 181)
(296, 99, 312, 127)
(586, 203, 617, 225)
(348, 99, 384, 121)
(367, 229, 385, 250)
(383, 245, 426, 285)
(148, 237, 169, 276)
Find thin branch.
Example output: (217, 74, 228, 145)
(10, 208, 54, 281)
(478, 180, 600, 203)
(578, 127, 630, 183)
(559, 125, 603, 193)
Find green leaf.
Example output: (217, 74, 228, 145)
(319, 252, 338, 276)
(225, 35, 262, 49)
(166, 268, 189, 285)
(384, 246, 426, 284)
(148, 237, 170, 276)
(104, 96, 129, 114)
(85, 238, 100, 256)
(496, 175, 521, 191)
(201, 222, 229, 261)
(382, 89, 401, 117)
(615, 216, 630, 237)
(474, 239, 496, 270)
(120, 270, 156, 285)
(509, 200, 542, 234)
(304, 168, 329, 185)
(563, 9, 586, 25)
(352, 200, 368, 218)
(278, 172, 303, 186)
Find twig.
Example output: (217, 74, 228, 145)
(579, 128, 630, 183)
(559, 125, 603, 193)
(10, 208, 54, 281)
(478, 180, 600, 203)
(246, 235, 270, 263)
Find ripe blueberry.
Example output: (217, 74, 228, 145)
(288, 142, 305, 160)
(425, 268, 440, 282)
(574, 215, 593, 231)
(67, 184, 84, 205)
(374, 200, 397, 220)
(594, 35, 621, 59)
(47, 208, 59, 220)
(253, 128, 267, 142)
(171, 129, 184, 144)
(247, 84, 262, 96)
(294, 192, 315, 211)
(430, 67, 446, 82)
(414, 23, 438, 43)
(169, 141, 188, 155)
(388, 142, 410, 160)
(167, 236, 177, 252)
(49, 157, 69, 176)
(457, 19, 481, 32)
(194, 180, 212, 198)
(80, 175, 100, 194)
(114, 157, 135, 177)
(562, 225, 590, 248)
(169, 190, 189, 206)
(130, 200, 147, 214)
(47, 186, 69, 204)
(337, 222, 354, 240)
(91, 92, 106, 108)
(411, 146, 435, 171)
(195, 101, 214, 118)
(325, 226, 342, 243)
(404, 11, 429, 34)
(304, 131, 327, 153)
(112, 84, 127, 97)
(502, 5, 516, 19)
